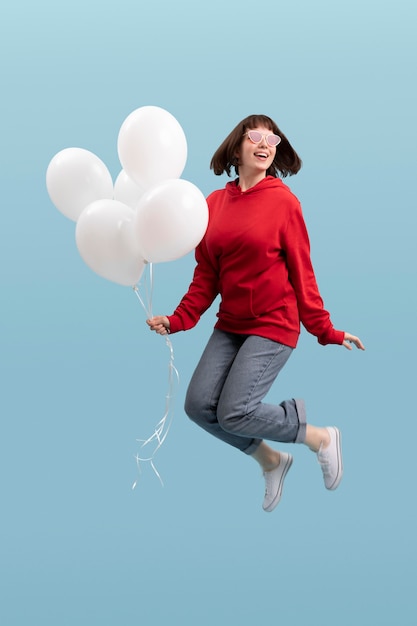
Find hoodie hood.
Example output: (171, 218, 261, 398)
(225, 176, 289, 197)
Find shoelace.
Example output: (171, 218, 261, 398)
(263, 473, 271, 494)
(264, 474, 272, 496)
(263, 470, 278, 497)
(317, 447, 331, 475)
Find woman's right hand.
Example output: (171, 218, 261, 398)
(146, 316, 171, 335)
(342, 332, 365, 351)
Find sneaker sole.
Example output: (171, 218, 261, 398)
(263, 454, 293, 512)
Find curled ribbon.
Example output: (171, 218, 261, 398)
(132, 263, 179, 488)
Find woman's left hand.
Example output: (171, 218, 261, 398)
(146, 315, 171, 335)
(343, 332, 365, 351)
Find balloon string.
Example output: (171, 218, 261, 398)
(132, 264, 179, 488)
(133, 262, 153, 319)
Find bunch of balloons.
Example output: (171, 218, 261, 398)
(46, 106, 209, 287)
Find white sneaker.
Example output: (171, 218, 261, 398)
(262, 452, 293, 512)
(317, 427, 343, 490)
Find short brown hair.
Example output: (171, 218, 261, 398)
(210, 114, 302, 178)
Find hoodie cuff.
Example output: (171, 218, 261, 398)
(318, 328, 345, 346)
(166, 314, 183, 334)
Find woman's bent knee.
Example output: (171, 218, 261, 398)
(184, 392, 209, 423)
(217, 405, 246, 434)
(184, 394, 197, 421)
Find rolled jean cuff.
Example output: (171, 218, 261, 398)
(294, 398, 306, 443)
(243, 438, 263, 455)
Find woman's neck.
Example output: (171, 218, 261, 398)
(237, 172, 267, 192)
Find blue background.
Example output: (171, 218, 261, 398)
(1, 0, 416, 624)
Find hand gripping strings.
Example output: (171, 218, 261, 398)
(132, 263, 179, 488)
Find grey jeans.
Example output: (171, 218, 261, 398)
(184, 329, 306, 454)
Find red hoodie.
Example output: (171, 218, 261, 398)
(167, 176, 344, 348)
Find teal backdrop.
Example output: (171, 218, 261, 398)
(1, 1, 416, 624)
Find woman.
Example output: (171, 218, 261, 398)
(147, 114, 365, 512)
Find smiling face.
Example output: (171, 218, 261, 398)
(234, 125, 277, 183)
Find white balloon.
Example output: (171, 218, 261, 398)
(46, 148, 113, 221)
(113, 170, 145, 209)
(117, 106, 187, 190)
(76, 199, 145, 286)
(134, 179, 209, 263)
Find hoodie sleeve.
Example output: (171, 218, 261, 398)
(283, 201, 345, 346)
(167, 236, 219, 333)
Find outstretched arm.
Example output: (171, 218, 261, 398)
(342, 332, 365, 351)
